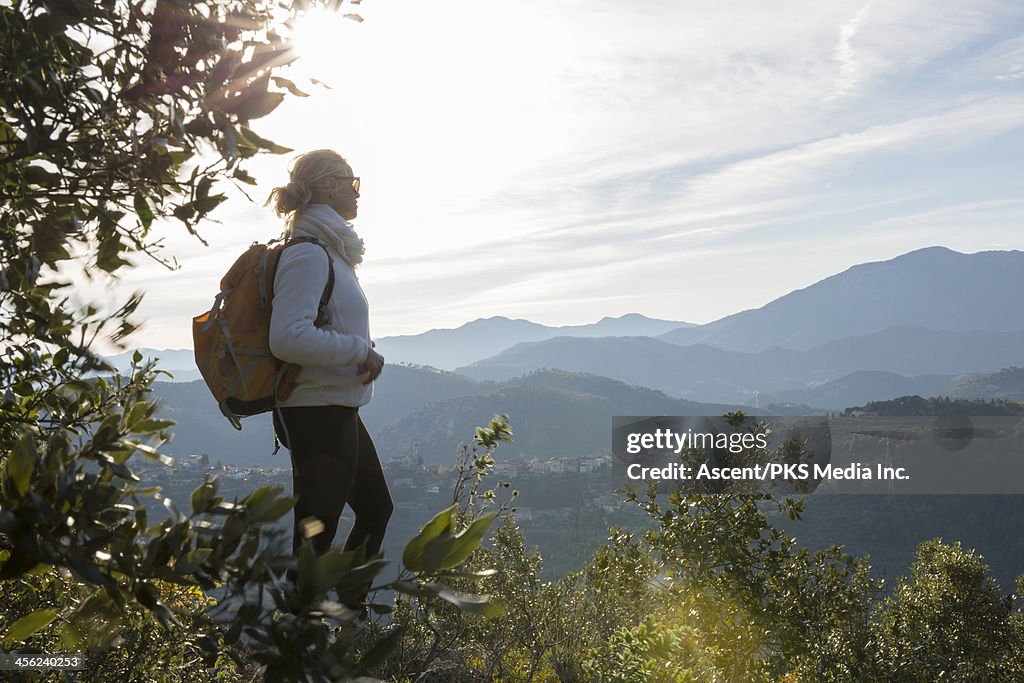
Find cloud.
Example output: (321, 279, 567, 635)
(82, 0, 1024, 349)
(830, 2, 874, 100)
(673, 94, 1024, 209)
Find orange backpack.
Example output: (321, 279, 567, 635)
(192, 237, 334, 432)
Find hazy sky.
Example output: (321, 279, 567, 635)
(83, 0, 1024, 352)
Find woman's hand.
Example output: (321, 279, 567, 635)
(358, 347, 384, 385)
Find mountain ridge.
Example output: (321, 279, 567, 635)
(104, 313, 694, 378)
(657, 247, 1024, 352)
(149, 366, 744, 468)
(456, 325, 1024, 404)
(374, 313, 695, 370)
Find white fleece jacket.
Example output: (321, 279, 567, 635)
(268, 232, 373, 408)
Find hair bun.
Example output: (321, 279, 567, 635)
(270, 179, 312, 215)
(286, 179, 312, 206)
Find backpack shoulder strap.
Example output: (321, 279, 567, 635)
(278, 236, 334, 325)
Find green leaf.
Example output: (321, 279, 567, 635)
(8, 432, 37, 496)
(235, 91, 285, 121)
(402, 505, 456, 571)
(99, 454, 139, 481)
(271, 76, 309, 97)
(474, 415, 513, 448)
(2, 608, 58, 644)
(232, 168, 257, 185)
(313, 600, 361, 621)
(239, 126, 293, 154)
(32, 215, 73, 265)
(391, 580, 441, 599)
(96, 233, 130, 273)
(244, 484, 286, 520)
(439, 512, 497, 570)
(332, 558, 390, 601)
(258, 496, 294, 522)
(175, 548, 213, 575)
(297, 541, 317, 593)
(356, 625, 403, 673)
(193, 193, 227, 214)
(191, 481, 218, 515)
(172, 203, 195, 223)
(121, 441, 173, 465)
(310, 548, 360, 594)
(133, 194, 154, 229)
(59, 622, 83, 651)
(435, 589, 505, 618)
(0, 121, 15, 143)
(133, 418, 175, 433)
(23, 164, 59, 187)
(125, 400, 149, 429)
(134, 582, 179, 631)
(434, 568, 499, 580)
(421, 534, 456, 574)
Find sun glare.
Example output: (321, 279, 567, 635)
(264, 0, 573, 257)
(289, 7, 363, 85)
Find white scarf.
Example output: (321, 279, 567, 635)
(290, 203, 365, 267)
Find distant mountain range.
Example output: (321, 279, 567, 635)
(113, 247, 1024, 447)
(149, 367, 746, 468)
(103, 314, 691, 381)
(457, 326, 1024, 404)
(150, 364, 495, 468)
(371, 369, 749, 464)
(148, 362, 1021, 470)
(657, 247, 1024, 352)
(374, 314, 694, 371)
(111, 247, 1023, 393)
(104, 348, 202, 383)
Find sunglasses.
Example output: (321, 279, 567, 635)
(338, 176, 360, 196)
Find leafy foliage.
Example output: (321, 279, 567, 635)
(1, 0, 305, 360)
(866, 540, 1024, 682)
(954, 366, 1024, 401)
(381, 416, 515, 681)
(378, 414, 1024, 682)
(0, 369, 504, 680)
(0, 566, 251, 681)
(846, 395, 1024, 416)
(0, 1, 508, 679)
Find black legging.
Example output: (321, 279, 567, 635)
(273, 405, 393, 559)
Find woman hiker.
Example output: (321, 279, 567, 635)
(266, 149, 393, 601)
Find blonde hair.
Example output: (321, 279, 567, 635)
(266, 149, 353, 220)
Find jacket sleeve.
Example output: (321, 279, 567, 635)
(268, 243, 370, 367)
